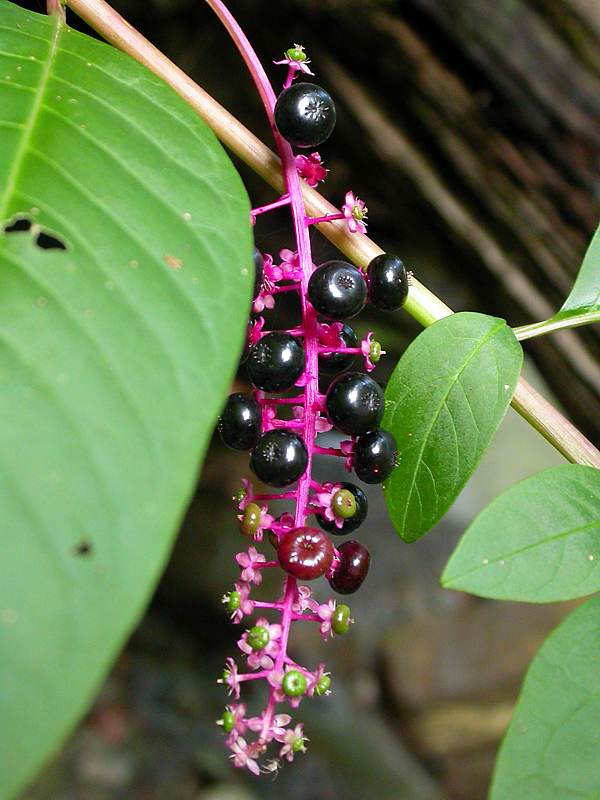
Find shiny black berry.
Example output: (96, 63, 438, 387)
(250, 429, 308, 487)
(218, 393, 261, 451)
(318, 322, 358, 375)
(317, 482, 368, 535)
(354, 429, 397, 484)
(308, 261, 367, 320)
(325, 372, 384, 435)
(329, 540, 370, 594)
(253, 247, 264, 300)
(274, 83, 336, 149)
(367, 253, 408, 311)
(247, 332, 305, 393)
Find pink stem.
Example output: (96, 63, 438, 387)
(306, 213, 344, 225)
(313, 445, 346, 457)
(251, 194, 290, 216)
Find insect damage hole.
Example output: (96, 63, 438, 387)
(2, 215, 67, 250)
(73, 537, 94, 557)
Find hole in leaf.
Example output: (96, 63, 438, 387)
(36, 231, 67, 250)
(73, 538, 93, 557)
(3, 217, 32, 233)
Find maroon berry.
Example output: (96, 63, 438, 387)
(329, 540, 370, 594)
(278, 527, 334, 580)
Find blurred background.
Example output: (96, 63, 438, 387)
(20, 0, 600, 798)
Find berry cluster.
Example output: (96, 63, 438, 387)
(215, 43, 408, 775)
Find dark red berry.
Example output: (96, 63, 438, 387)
(278, 527, 334, 580)
(317, 482, 368, 535)
(329, 540, 370, 594)
(367, 253, 408, 311)
(325, 372, 384, 435)
(247, 332, 305, 393)
(218, 393, 261, 451)
(250, 429, 308, 487)
(253, 247, 264, 300)
(354, 429, 397, 484)
(318, 321, 357, 375)
(308, 261, 367, 320)
(274, 83, 336, 148)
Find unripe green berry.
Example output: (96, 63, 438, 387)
(332, 604, 351, 635)
(241, 502, 262, 536)
(286, 45, 307, 62)
(247, 625, 270, 651)
(293, 736, 307, 753)
(282, 669, 307, 697)
(221, 710, 235, 733)
(224, 591, 240, 614)
(315, 674, 331, 696)
(332, 488, 357, 520)
(369, 340, 382, 364)
(233, 487, 247, 505)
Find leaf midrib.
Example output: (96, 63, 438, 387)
(393, 319, 504, 535)
(444, 517, 600, 587)
(0, 12, 62, 223)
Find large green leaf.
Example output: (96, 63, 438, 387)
(491, 596, 600, 799)
(382, 312, 522, 542)
(557, 222, 600, 319)
(442, 465, 600, 602)
(0, 3, 251, 797)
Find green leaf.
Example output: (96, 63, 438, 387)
(491, 596, 600, 800)
(557, 222, 600, 319)
(382, 312, 522, 542)
(0, 3, 251, 797)
(442, 465, 600, 602)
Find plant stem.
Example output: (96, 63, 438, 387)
(64, 0, 600, 469)
(514, 310, 600, 341)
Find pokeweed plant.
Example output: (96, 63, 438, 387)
(1, 0, 600, 797)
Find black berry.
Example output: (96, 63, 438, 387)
(277, 527, 334, 580)
(250, 429, 308, 487)
(274, 83, 336, 149)
(317, 482, 368, 535)
(318, 322, 357, 375)
(247, 332, 305, 393)
(354, 429, 397, 484)
(325, 372, 384, 435)
(218, 393, 261, 451)
(308, 261, 367, 320)
(253, 247, 264, 300)
(329, 540, 370, 594)
(367, 253, 408, 311)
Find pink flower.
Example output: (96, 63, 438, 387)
(248, 711, 291, 741)
(295, 152, 328, 187)
(267, 669, 305, 708)
(236, 546, 267, 585)
(236, 478, 255, 511)
(292, 405, 332, 435)
(253, 253, 279, 313)
(292, 584, 315, 613)
(238, 617, 282, 670)
(340, 439, 355, 472)
(311, 482, 344, 529)
(317, 320, 345, 348)
(278, 248, 304, 281)
(228, 737, 261, 775)
(307, 663, 330, 697)
(217, 702, 247, 744)
(219, 657, 241, 699)
(237, 500, 274, 543)
(278, 724, 307, 762)
(361, 331, 385, 372)
(274, 44, 314, 76)
(342, 190, 368, 234)
(247, 316, 265, 346)
(230, 582, 254, 624)
(315, 600, 336, 640)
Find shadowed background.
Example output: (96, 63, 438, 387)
(20, 0, 600, 798)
